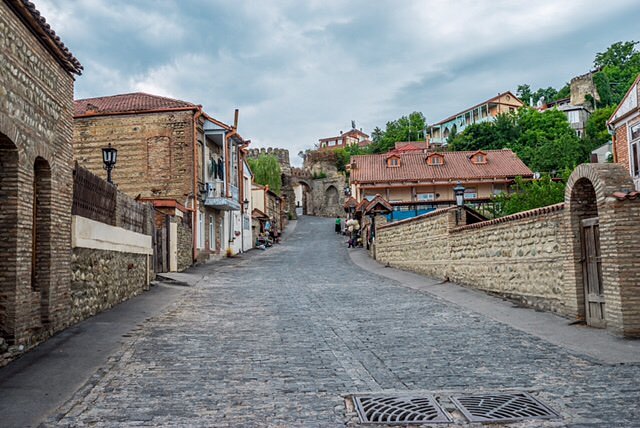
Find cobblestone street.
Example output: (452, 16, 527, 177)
(45, 217, 640, 427)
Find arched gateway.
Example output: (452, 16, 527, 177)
(564, 164, 639, 336)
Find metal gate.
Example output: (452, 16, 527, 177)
(581, 217, 605, 328)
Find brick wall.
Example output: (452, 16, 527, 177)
(0, 1, 75, 348)
(73, 110, 196, 204)
(614, 124, 629, 172)
(376, 205, 571, 316)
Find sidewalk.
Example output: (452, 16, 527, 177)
(0, 283, 187, 428)
(348, 247, 640, 365)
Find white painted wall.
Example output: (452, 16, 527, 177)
(72, 216, 153, 255)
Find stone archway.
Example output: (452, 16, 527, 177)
(297, 180, 312, 215)
(0, 133, 19, 341)
(564, 163, 638, 336)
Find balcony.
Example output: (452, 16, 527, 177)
(203, 181, 240, 211)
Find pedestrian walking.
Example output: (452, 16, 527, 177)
(335, 216, 341, 234)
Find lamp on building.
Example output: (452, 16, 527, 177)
(243, 198, 249, 213)
(453, 182, 465, 207)
(453, 181, 465, 225)
(102, 143, 117, 184)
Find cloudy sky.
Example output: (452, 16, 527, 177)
(39, 0, 640, 166)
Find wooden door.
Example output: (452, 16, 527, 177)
(581, 218, 605, 328)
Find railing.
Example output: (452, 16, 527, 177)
(230, 184, 239, 201)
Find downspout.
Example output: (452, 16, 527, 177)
(192, 106, 203, 262)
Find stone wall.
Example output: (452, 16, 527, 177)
(70, 248, 149, 324)
(376, 204, 570, 316)
(0, 1, 76, 348)
(177, 217, 193, 271)
(448, 205, 567, 314)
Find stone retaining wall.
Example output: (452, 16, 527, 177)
(177, 218, 193, 271)
(376, 204, 570, 315)
(70, 248, 149, 324)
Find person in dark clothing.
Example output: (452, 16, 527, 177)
(335, 216, 341, 234)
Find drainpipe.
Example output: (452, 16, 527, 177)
(192, 106, 203, 262)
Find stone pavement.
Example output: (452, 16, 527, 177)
(3, 216, 640, 427)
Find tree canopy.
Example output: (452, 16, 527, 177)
(490, 175, 567, 218)
(448, 108, 587, 173)
(247, 155, 282, 195)
(369, 112, 427, 153)
(592, 41, 640, 107)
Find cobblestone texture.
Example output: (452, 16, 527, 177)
(48, 217, 640, 427)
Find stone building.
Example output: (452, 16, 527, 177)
(608, 73, 640, 190)
(0, 0, 82, 349)
(73, 93, 250, 264)
(316, 125, 372, 151)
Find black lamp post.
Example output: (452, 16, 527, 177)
(102, 143, 118, 184)
(453, 181, 465, 225)
(243, 198, 249, 214)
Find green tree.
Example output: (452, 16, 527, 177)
(584, 105, 617, 151)
(369, 112, 427, 153)
(247, 155, 282, 195)
(490, 175, 567, 217)
(448, 107, 586, 172)
(517, 83, 569, 105)
(593, 41, 640, 106)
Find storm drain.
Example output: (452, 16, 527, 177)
(450, 392, 560, 423)
(352, 395, 451, 424)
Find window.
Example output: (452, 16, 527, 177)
(428, 155, 444, 165)
(464, 188, 477, 199)
(416, 193, 435, 201)
(387, 157, 400, 167)
(209, 215, 215, 250)
(198, 213, 204, 249)
(567, 110, 580, 124)
(631, 123, 640, 177)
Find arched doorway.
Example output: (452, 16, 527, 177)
(33, 157, 52, 326)
(568, 177, 603, 328)
(298, 180, 312, 215)
(0, 133, 19, 341)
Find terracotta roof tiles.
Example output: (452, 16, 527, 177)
(350, 149, 533, 183)
(74, 93, 198, 117)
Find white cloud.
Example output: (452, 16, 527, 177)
(36, 0, 640, 165)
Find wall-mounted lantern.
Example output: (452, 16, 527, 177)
(102, 143, 118, 184)
(453, 182, 465, 207)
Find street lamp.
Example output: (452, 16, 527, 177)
(102, 143, 117, 184)
(243, 198, 249, 213)
(453, 181, 465, 225)
(453, 182, 465, 207)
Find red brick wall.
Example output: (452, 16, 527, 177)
(614, 123, 629, 172)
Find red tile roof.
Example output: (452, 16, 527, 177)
(74, 93, 198, 117)
(611, 191, 640, 201)
(7, 0, 83, 74)
(350, 149, 533, 183)
(395, 141, 429, 150)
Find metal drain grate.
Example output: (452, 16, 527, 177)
(352, 395, 451, 424)
(450, 392, 560, 423)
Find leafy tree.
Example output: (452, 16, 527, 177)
(334, 144, 364, 174)
(593, 41, 640, 106)
(584, 105, 617, 151)
(517, 83, 569, 106)
(247, 155, 282, 195)
(490, 175, 566, 217)
(369, 112, 427, 153)
(448, 107, 586, 172)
